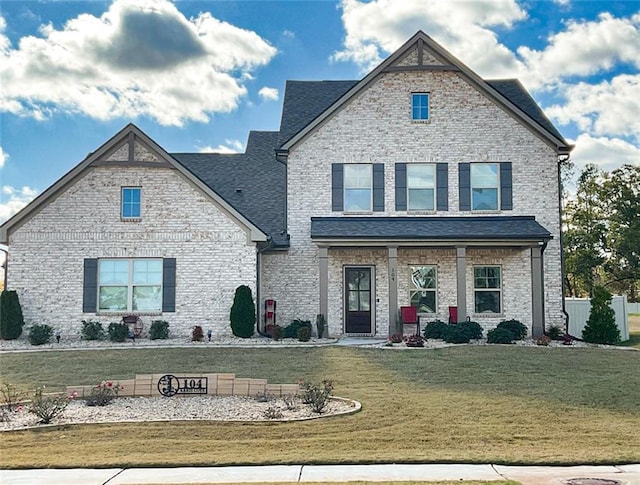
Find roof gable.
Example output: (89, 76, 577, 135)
(281, 31, 571, 154)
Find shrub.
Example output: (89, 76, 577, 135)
(297, 326, 311, 342)
(149, 320, 170, 340)
(81, 320, 105, 340)
(85, 381, 123, 406)
(582, 285, 620, 345)
(389, 333, 403, 344)
(487, 327, 515, 344)
(282, 319, 312, 339)
(28, 324, 53, 346)
(404, 334, 425, 347)
(496, 319, 528, 340)
(107, 322, 128, 342)
(269, 324, 283, 341)
(300, 379, 333, 414)
(316, 314, 326, 339)
(546, 325, 564, 341)
(192, 325, 204, 342)
(263, 406, 283, 419)
(0, 290, 25, 340)
(29, 387, 75, 424)
(423, 320, 448, 339)
(230, 285, 256, 338)
(442, 325, 471, 344)
(458, 320, 483, 340)
(535, 335, 552, 346)
(0, 383, 27, 412)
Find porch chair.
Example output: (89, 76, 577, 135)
(400, 306, 420, 336)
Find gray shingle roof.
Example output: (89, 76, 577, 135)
(311, 216, 552, 241)
(172, 131, 288, 247)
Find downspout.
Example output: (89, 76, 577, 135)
(557, 154, 571, 336)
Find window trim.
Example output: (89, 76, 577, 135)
(406, 163, 436, 212)
(470, 163, 500, 211)
(473, 265, 502, 315)
(97, 258, 163, 313)
(121, 187, 142, 220)
(343, 164, 373, 213)
(411, 92, 430, 122)
(409, 264, 437, 315)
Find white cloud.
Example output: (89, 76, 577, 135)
(569, 134, 640, 175)
(0, 186, 38, 224)
(258, 87, 279, 102)
(546, 75, 640, 141)
(0, 0, 277, 126)
(198, 139, 244, 154)
(0, 146, 7, 169)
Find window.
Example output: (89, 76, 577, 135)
(122, 187, 141, 218)
(98, 259, 162, 312)
(409, 265, 437, 313)
(344, 164, 372, 212)
(412, 93, 429, 121)
(474, 266, 501, 314)
(407, 164, 435, 210)
(471, 164, 499, 210)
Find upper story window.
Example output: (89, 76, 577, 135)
(98, 258, 162, 312)
(470, 163, 499, 210)
(407, 164, 435, 210)
(411, 93, 430, 121)
(122, 187, 141, 219)
(409, 265, 437, 313)
(344, 164, 372, 212)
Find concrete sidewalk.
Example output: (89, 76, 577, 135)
(1, 464, 639, 485)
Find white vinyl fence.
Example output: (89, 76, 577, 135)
(566, 295, 629, 342)
(628, 302, 640, 314)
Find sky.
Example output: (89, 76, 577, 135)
(0, 0, 639, 225)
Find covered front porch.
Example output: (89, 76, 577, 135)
(311, 216, 552, 338)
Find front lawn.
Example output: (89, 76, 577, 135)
(0, 346, 638, 468)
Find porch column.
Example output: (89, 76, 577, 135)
(388, 246, 398, 336)
(456, 246, 467, 323)
(318, 246, 329, 336)
(531, 246, 545, 338)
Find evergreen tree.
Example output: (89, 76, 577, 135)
(582, 285, 620, 344)
(230, 285, 256, 338)
(0, 291, 25, 340)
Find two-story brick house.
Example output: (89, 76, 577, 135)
(0, 31, 572, 339)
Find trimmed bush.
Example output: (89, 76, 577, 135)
(81, 320, 105, 340)
(192, 325, 204, 342)
(423, 320, 448, 340)
(270, 324, 283, 341)
(496, 319, 528, 340)
(546, 325, 564, 340)
(442, 325, 471, 344)
(297, 326, 311, 342)
(230, 285, 256, 338)
(149, 320, 170, 340)
(582, 285, 620, 345)
(458, 320, 483, 340)
(107, 322, 128, 342)
(0, 290, 25, 340)
(28, 324, 53, 346)
(487, 327, 515, 344)
(283, 319, 312, 339)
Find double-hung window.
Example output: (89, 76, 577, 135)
(409, 265, 437, 313)
(473, 266, 501, 314)
(98, 259, 162, 312)
(407, 164, 435, 210)
(344, 164, 372, 212)
(470, 164, 499, 210)
(412, 93, 429, 121)
(122, 187, 141, 219)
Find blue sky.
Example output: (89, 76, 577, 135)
(0, 0, 639, 223)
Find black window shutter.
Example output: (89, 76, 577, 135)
(459, 163, 471, 211)
(162, 258, 177, 312)
(395, 163, 407, 211)
(331, 163, 343, 211)
(373, 163, 385, 212)
(436, 163, 448, 211)
(82, 259, 98, 313)
(500, 162, 513, 210)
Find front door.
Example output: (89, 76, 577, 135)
(345, 267, 373, 334)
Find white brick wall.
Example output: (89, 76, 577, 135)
(262, 69, 564, 335)
(8, 166, 257, 338)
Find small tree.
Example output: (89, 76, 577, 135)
(230, 285, 256, 338)
(0, 291, 25, 340)
(582, 285, 620, 344)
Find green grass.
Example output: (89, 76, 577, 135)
(1, 346, 639, 468)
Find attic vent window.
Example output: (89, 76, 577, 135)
(412, 93, 430, 122)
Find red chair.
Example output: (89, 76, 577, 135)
(448, 306, 458, 324)
(401, 306, 420, 336)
